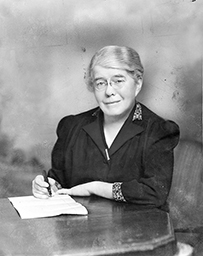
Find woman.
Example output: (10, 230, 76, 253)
(32, 45, 180, 210)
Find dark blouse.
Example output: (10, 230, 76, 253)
(48, 102, 180, 209)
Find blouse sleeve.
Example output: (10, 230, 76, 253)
(121, 119, 180, 207)
(48, 115, 74, 187)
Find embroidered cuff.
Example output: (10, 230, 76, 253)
(112, 182, 126, 202)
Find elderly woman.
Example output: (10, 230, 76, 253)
(32, 45, 180, 210)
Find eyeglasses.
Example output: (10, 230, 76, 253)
(93, 76, 126, 91)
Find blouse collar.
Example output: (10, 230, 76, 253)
(83, 102, 144, 156)
(92, 101, 143, 122)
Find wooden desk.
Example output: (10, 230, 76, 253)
(0, 196, 177, 256)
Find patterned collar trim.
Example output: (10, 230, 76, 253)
(132, 103, 142, 121)
(92, 102, 143, 121)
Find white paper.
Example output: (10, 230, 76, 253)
(8, 195, 88, 219)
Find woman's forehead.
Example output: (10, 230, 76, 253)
(93, 66, 129, 78)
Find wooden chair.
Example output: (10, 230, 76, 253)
(168, 139, 203, 229)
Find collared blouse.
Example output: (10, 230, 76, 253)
(48, 102, 180, 209)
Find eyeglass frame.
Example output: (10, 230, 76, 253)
(92, 70, 142, 91)
(93, 75, 128, 91)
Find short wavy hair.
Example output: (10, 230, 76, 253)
(85, 45, 144, 90)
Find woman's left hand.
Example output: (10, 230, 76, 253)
(56, 182, 94, 196)
(55, 181, 113, 199)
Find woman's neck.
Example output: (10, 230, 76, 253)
(103, 111, 131, 148)
(103, 121, 123, 148)
(104, 115, 126, 127)
(103, 103, 134, 126)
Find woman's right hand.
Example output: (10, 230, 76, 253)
(32, 175, 58, 199)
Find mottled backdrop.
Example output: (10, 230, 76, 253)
(0, 0, 202, 227)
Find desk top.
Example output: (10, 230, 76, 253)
(0, 196, 176, 256)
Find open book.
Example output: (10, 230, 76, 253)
(9, 195, 88, 219)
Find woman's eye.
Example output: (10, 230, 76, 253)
(97, 81, 105, 86)
(114, 78, 125, 84)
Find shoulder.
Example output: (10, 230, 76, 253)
(56, 107, 99, 136)
(139, 103, 180, 148)
(140, 103, 179, 134)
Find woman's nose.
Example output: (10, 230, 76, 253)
(105, 81, 116, 96)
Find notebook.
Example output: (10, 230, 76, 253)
(9, 194, 88, 219)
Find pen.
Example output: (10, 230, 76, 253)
(42, 170, 52, 196)
(105, 148, 110, 161)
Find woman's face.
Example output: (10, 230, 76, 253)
(92, 66, 142, 121)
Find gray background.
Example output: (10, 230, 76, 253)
(0, 0, 202, 229)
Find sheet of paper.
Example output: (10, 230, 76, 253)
(8, 195, 88, 219)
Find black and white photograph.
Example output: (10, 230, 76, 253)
(0, 0, 202, 255)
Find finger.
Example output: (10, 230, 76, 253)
(34, 175, 49, 187)
(32, 182, 49, 199)
(33, 191, 49, 199)
(32, 180, 49, 194)
(48, 177, 56, 186)
(32, 181, 51, 199)
(33, 186, 56, 198)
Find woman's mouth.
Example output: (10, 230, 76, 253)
(105, 100, 120, 105)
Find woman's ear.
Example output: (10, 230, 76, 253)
(135, 78, 143, 97)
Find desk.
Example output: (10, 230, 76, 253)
(0, 196, 176, 256)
